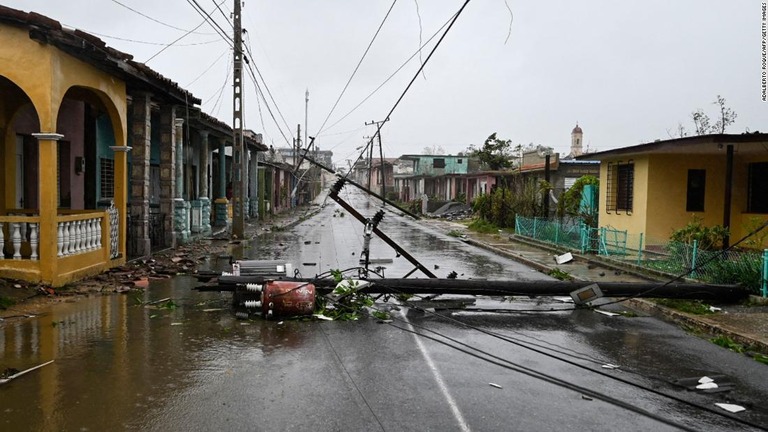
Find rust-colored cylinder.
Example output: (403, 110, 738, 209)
(262, 280, 316, 318)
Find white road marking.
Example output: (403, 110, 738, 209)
(400, 310, 471, 432)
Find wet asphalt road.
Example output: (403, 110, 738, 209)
(2, 188, 768, 431)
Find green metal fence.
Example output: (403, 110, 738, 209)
(514, 216, 629, 255)
(514, 216, 768, 296)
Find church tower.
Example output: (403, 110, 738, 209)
(570, 123, 583, 157)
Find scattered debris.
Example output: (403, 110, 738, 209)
(581, 395, 593, 401)
(489, 383, 503, 389)
(170, 322, 183, 326)
(203, 308, 223, 312)
(555, 252, 573, 265)
(709, 306, 722, 312)
(715, 403, 745, 413)
(313, 314, 334, 321)
(0, 360, 55, 385)
(601, 364, 620, 369)
(672, 375, 735, 393)
(594, 310, 620, 317)
(552, 296, 574, 303)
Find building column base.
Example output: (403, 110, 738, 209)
(214, 198, 229, 227)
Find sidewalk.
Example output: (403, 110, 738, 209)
(421, 218, 768, 356)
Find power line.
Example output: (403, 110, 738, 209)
(110, 0, 216, 35)
(342, 0, 472, 183)
(319, 10, 457, 136)
(185, 0, 235, 46)
(243, 36, 294, 141)
(186, 50, 229, 87)
(81, 30, 221, 46)
(144, 17, 209, 63)
(315, 0, 399, 137)
(210, 0, 234, 30)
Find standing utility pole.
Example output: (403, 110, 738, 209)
(304, 89, 309, 153)
(232, 0, 245, 239)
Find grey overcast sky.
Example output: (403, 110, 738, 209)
(4, 0, 766, 165)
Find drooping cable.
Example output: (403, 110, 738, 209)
(314, 0, 399, 138)
(110, 0, 216, 35)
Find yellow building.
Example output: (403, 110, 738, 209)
(0, 8, 272, 287)
(581, 134, 768, 250)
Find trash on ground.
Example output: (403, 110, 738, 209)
(601, 364, 620, 369)
(0, 360, 55, 385)
(715, 403, 745, 413)
(555, 252, 573, 265)
(696, 382, 718, 390)
(581, 395, 593, 401)
(709, 306, 722, 312)
(146, 297, 171, 305)
(313, 314, 334, 321)
(170, 322, 183, 326)
(594, 310, 620, 317)
(552, 296, 574, 303)
(489, 383, 502, 389)
(699, 376, 714, 384)
(202, 308, 223, 312)
(672, 375, 734, 393)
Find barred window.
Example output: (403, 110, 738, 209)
(433, 158, 445, 168)
(100, 157, 115, 199)
(606, 160, 633, 213)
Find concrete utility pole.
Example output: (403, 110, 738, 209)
(304, 89, 309, 152)
(365, 119, 388, 201)
(232, 0, 245, 238)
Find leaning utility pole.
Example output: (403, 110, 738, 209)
(365, 119, 388, 201)
(231, 0, 245, 238)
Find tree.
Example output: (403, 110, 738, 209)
(712, 95, 738, 134)
(422, 145, 445, 155)
(468, 133, 515, 170)
(689, 95, 738, 135)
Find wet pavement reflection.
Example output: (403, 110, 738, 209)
(2, 189, 768, 431)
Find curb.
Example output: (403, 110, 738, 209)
(626, 298, 768, 355)
(432, 223, 768, 355)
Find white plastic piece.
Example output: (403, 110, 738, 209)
(552, 296, 574, 303)
(699, 376, 715, 384)
(276, 265, 285, 273)
(489, 383, 503, 389)
(555, 252, 573, 264)
(244, 300, 262, 309)
(709, 306, 722, 312)
(313, 314, 334, 321)
(601, 364, 620, 369)
(715, 403, 746, 413)
(285, 263, 293, 277)
(696, 382, 718, 390)
(232, 262, 241, 276)
(594, 309, 620, 317)
(246, 283, 263, 293)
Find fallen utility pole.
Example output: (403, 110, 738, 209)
(199, 276, 748, 302)
(328, 178, 437, 278)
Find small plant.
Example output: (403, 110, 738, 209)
(157, 300, 178, 310)
(670, 216, 729, 250)
(547, 268, 573, 281)
(371, 310, 391, 320)
(654, 299, 714, 315)
(468, 218, 500, 234)
(711, 335, 744, 353)
(447, 230, 463, 238)
(0, 296, 15, 310)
